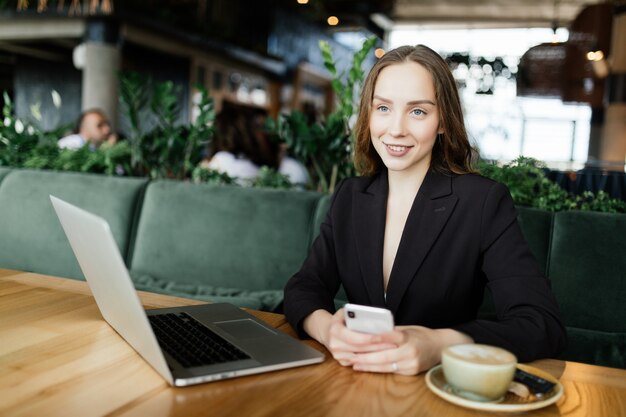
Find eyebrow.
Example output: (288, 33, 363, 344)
(372, 95, 436, 106)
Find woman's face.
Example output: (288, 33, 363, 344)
(369, 61, 442, 178)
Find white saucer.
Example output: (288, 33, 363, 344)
(425, 364, 564, 413)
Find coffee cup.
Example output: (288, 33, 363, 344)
(441, 344, 517, 402)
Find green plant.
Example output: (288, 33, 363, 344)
(249, 166, 293, 189)
(268, 36, 378, 192)
(478, 157, 626, 213)
(118, 72, 214, 179)
(118, 71, 148, 172)
(191, 166, 237, 185)
(21, 141, 131, 175)
(320, 36, 377, 123)
(267, 110, 348, 192)
(0, 92, 66, 167)
(191, 165, 294, 189)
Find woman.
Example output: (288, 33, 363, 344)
(283, 45, 566, 375)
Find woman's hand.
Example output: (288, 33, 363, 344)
(303, 309, 472, 373)
(324, 309, 398, 366)
(351, 326, 474, 375)
(302, 308, 397, 366)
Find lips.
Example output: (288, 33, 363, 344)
(384, 143, 412, 157)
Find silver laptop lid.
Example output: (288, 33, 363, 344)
(50, 195, 174, 384)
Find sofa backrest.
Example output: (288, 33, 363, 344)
(0, 169, 148, 279)
(128, 180, 324, 291)
(549, 210, 626, 334)
(0, 167, 11, 183)
(548, 210, 626, 368)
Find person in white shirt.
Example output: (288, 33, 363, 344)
(278, 149, 309, 186)
(58, 109, 113, 150)
(203, 106, 310, 187)
(205, 150, 261, 183)
(202, 107, 274, 183)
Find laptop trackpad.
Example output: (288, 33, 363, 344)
(215, 319, 276, 339)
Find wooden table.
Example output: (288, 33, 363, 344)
(1, 269, 625, 417)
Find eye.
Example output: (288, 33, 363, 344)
(376, 105, 390, 113)
(410, 108, 426, 117)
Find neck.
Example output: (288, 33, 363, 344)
(387, 163, 429, 202)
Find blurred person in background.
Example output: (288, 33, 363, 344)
(58, 108, 116, 150)
(202, 107, 276, 184)
(203, 106, 309, 187)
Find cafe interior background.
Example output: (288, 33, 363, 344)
(0, 0, 625, 181)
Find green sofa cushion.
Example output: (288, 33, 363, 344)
(0, 167, 11, 183)
(548, 210, 626, 334)
(129, 181, 324, 292)
(559, 326, 626, 369)
(0, 169, 148, 279)
(131, 273, 282, 311)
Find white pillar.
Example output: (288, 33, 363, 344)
(72, 19, 121, 130)
(81, 41, 120, 129)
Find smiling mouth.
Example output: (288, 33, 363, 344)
(384, 143, 413, 153)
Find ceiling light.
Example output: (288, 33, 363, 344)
(587, 50, 604, 61)
(587, 50, 609, 79)
(297, 0, 309, 4)
(327, 16, 339, 26)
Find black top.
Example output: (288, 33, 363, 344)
(284, 169, 567, 362)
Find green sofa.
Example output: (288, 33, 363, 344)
(0, 168, 328, 311)
(0, 167, 624, 369)
(485, 206, 626, 369)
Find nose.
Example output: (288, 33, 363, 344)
(388, 113, 406, 137)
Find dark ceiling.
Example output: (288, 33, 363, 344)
(289, 0, 623, 31)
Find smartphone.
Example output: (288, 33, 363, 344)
(344, 303, 394, 334)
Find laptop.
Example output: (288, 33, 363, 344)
(50, 195, 325, 387)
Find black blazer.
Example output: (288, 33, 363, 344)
(284, 169, 567, 362)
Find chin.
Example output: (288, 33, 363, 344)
(382, 161, 413, 172)
(383, 158, 431, 175)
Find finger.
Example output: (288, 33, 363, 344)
(335, 342, 398, 353)
(352, 347, 419, 375)
(330, 322, 387, 348)
(328, 333, 397, 353)
(377, 329, 407, 345)
(353, 360, 417, 376)
(352, 348, 397, 366)
(331, 351, 357, 366)
(353, 361, 399, 374)
(330, 332, 397, 352)
(331, 308, 346, 324)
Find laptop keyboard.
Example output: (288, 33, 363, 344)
(148, 312, 251, 368)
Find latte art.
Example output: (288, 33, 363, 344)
(447, 344, 516, 365)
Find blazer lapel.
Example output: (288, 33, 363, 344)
(385, 171, 458, 313)
(353, 172, 388, 307)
